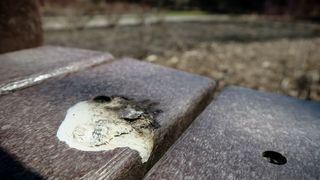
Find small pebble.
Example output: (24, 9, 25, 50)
(119, 107, 143, 121)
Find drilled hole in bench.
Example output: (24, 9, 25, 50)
(263, 151, 287, 165)
(93, 95, 111, 103)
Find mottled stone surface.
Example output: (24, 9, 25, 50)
(145, 86, 320, 180)
(0, 59, 215, 179)
(0, 46, 113, 95)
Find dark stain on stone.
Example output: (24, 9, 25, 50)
(114, 132, 129, 137)
(124, 99, 162, 130)
(111, 95, 132, 101)
(93, 95, 162, 130)
(93, 95, 112, 103)
(119, 107, 143, 121)
(263, 151, 287, 165)
(150, 120, 161, 129)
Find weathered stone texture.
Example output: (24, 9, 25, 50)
(0, 59, 215, 179)
(0, 46, 113, 95)
(145, 86, 320, 180)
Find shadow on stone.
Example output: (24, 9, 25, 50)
(0, 148, 43, 180)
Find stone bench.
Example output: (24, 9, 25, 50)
(1, 47, 320, 180)
(0, 46, 113, 95)
(144, 86, 320, 180)
(0, 47, 215, 179)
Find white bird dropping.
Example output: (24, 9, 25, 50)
(57, 96, 160, 163)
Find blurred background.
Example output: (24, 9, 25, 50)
(41, 0, 320, 100)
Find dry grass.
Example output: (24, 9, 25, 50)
(146, 38, 320, 100)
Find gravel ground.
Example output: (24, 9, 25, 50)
(147, 38, 320, 100)
(45, 18, 320, 100)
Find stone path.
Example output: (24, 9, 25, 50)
(43, 14, 259, 30)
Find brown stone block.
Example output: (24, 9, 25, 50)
(0, 46, 113, 95)
(144, 86, 320, 180)
(0, 59, 215, 179)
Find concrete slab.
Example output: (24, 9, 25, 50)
(0, 59, 215, 179)
(144, 86, 320, 180)
(0, 46, 113, 95)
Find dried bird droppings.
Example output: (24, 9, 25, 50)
(57, 96, 161, 163)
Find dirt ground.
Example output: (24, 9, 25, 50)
(45, 18, 320, 101)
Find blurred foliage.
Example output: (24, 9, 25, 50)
(43, 0, 320, 19)
(193, 0, 265, 13)
(130, 0, 320, 19)
(159, 0, 319, 19)
(263, 0, 320, 20)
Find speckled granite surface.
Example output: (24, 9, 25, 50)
(145, 86, 320, 180)
(0, 59, 215, 179)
